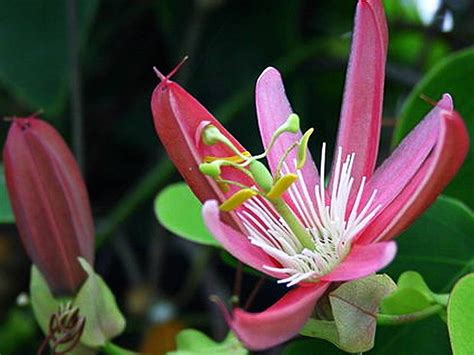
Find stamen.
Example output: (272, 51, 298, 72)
(220, 188, 258, 212)
(239, 143, 381, 287)
(266, 174, 298, 199)
(203, 151, 251, 164)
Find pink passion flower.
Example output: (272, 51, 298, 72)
(151, 0, 468, 350)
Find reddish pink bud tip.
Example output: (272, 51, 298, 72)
(153, 56, 189, 83)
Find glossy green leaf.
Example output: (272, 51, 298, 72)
(0, 165, 14, 223)
(74, 258, 126, 347)
(301, 275, 396, 353)
(167, 330, 247, 355)
(0, 0, 99, 115)
(393, 47, 474, 208)
(155, 183, 220, 247)
(448, 273, 474, 355)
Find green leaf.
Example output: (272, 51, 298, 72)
(155, 183, 220, 247)
(74, 258, 126, 347)
(370, 195, 474, 354)
(0, 165, 14, 223)
(29, 265, 62, 333)
(448, 273, 474, 354)
(301, 275, 396, 353)
(0, 0, 99, 115)
(392, 47, 474, 208)
(381, 288, 432, 316)
(381, 271, 435, 315)
(167, 330, 248, 355)
(384, 196, 474, 294)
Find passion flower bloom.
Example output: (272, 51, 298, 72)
(151, 0, 468, 350)
(3, 116, 95, 295)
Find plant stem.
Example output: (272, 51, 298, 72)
(377, 304, 444, 326)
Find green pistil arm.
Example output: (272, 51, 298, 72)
(271, 198, 315, 250)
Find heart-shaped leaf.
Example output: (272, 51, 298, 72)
(155, 183, 220, 247)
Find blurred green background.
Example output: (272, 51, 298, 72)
(0, 0, 473, 354)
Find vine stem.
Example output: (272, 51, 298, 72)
(377, 304, 444, 326)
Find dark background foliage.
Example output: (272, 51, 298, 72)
(0, 0, 473, 353)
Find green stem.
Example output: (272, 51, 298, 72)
(271, 198, 314, 250)
(102, 342, 137, 355)
(377, 304, 444, 326)
(433, 293, 450, 307)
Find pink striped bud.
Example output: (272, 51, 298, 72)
(3, 116, 95, 295)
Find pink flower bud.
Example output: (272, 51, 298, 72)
(3, 116, 95, 295)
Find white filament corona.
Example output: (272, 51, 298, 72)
(238, 143, 381, 287)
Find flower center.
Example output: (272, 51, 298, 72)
(198, 114, 380, 287)
(240, 143, 380, 286)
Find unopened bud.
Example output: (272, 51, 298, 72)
(3, 116, 95, 295)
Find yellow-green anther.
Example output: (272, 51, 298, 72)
(267, 174, 298, 199)
(199, 162, 221, 177)
(248, 160, 274, 193)
(296, 128, 314, 169)
(219, 188, 258, 212)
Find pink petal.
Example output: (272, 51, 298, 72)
(356, 95, 452, 213)
(229, 283, 329, 350)
(358, 97, 468, 243)
(152, 77, 257, 231)
(152, 78, 253, 199)
(320, 242, 396, 281)
(202, 200, 281, 278)
(255, 67, 320, 211)
(331, 0, 388, 192)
